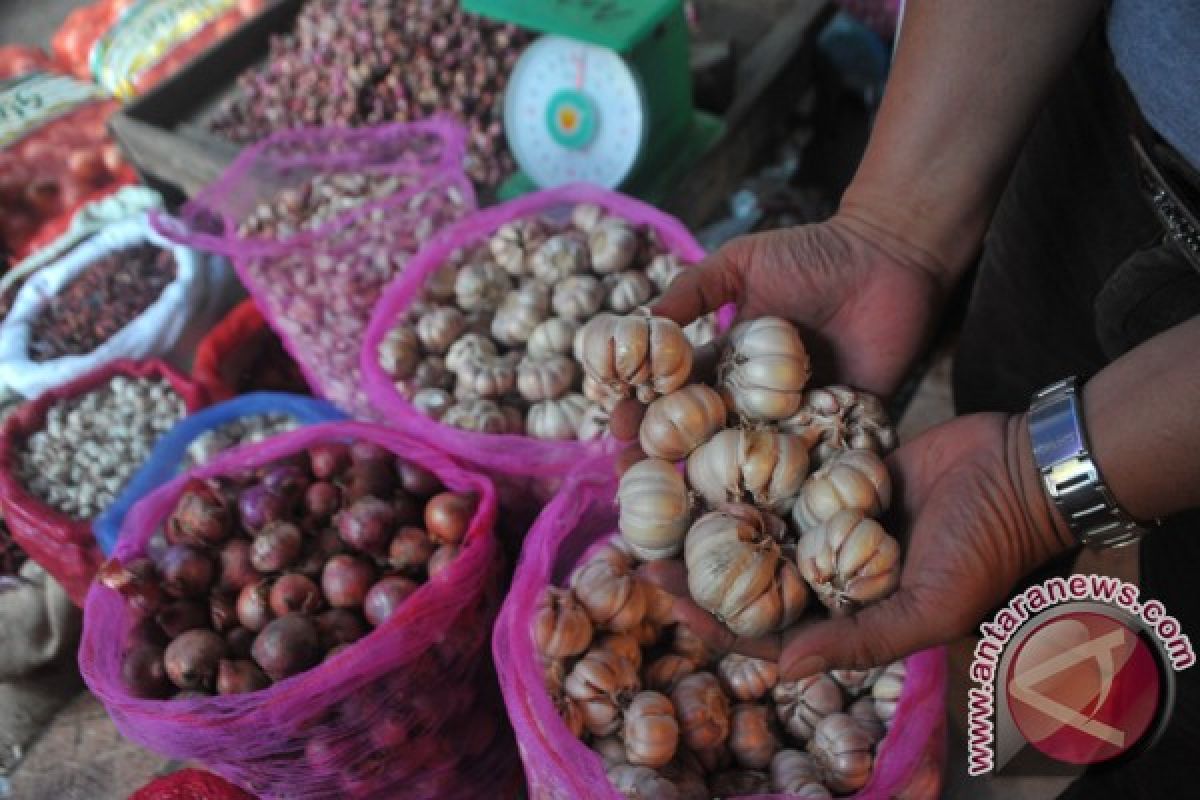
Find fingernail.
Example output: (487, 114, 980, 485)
(784, 654, 826, 680)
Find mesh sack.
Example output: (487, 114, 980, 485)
(192, 298, 310, 402)
(159, 121, 475, 417)
(361, 183, 733, 476)
(94, 392, 345, 555)
(493, 464, 948, 799)
(0, 358, 208, 604)
(80, 420, 518, 800)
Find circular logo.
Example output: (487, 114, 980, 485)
(1006, 611, 1162, 765)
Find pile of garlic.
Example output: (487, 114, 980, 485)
(376, 204, 718, 440)
(537, 311, 908, 797)
(535, 538, 908, 799)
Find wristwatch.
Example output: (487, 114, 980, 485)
(1028, 377, 1153, 548)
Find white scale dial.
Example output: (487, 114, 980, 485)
(504, 35, 647, 189)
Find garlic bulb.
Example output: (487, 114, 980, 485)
(589, 218, 639, 273)
(455, 353, 517, 397)
(617, 458, 691, 561)
(593, 734, 628, 767)
(599, 632, 644, 671)
(426, 262, 459, 301)
(729, 704, 780, 769)
(644, 654, 697, 693)
(491, 285, 551, 345)
(416, 306, 467, 354)
(797, 509, 900, 612)
(396, 356, 454, 397)
(772, 673, 844, 740)
(526, 317, 578, 360)
(807, 713, 874, 793)
(684, 504, 807, 637)
(576, 313, 693, 403)
(552, 275, 605, 322)
(718, 316, 811, 421)
(565, 648, 641, 736)
(571, 203, 605, 233)
(646, 253, 684, 292)
(672, 623, 715, 667)
(556, 692, 586, 738)
(847, 696, 886, 744)
(769, 750, 831, 798)
(454, 260, 511, 312)
(717, 654, 779, 702)
(379, 324, 421, 379)
(527, 393, 589, 440)
(643, 383, 724, 460)
(444, 333, 498, 376)
(411, 388, 453, 420)
(571, 557, 648, 632)
(607, 765, 680, 799)
(792, 448, 891, 532)
(671, 672, 731, 752)
(710, 770, 771, 796)
(871, 660, 906, 725)
(686, 428, 810, 514)
(577, 404, 610, 441)
(531, 232, 590, 283)
(517, 355, 577, 402)
(532, 587, 594, 659)
(829, 666, 883, 697)
(779, 385, 898, 467)
(682, 312, 718, 348)
(583, 373, 624, 413)
(624, 691, 680, 769)
(464, 309, 494, 338)
(489, 218, 547, 277)
(605, 271, 654, 314)
(441, 397, 510, 434)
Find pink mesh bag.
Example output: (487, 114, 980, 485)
(493, 464, 947, 799)
(362, 183, 733, 476)
(158, 121, 476, 417)
(79, 421, 519, 800)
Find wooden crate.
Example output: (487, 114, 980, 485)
(110, 0, 832, 226)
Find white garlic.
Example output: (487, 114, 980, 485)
(638, 385, 726, 461)
(412, 388, 453, 420)
(416, 306, 467, 354)
(792, 448, 891, 532)
(682, 312, 719, 348)
(797, 509, 900, 612)
(769, 751, 831, 798)
(454, 352, 518, 398)
(618, 458, 692, 561)
(871, 660, 906, 726)
(575, 313, 693, 403)
(807, 713, 874, 794)
(378, 324, 421, 379)
(645, 253, 684, 292)
(552, 275, 605, 322)
(779, 385, 897, 467)
(531, 233, 590, 284)
(772, 673, 844, 740)
(589, 218, 639, 273)
(517, 355, 577, 402)
(577, 404, 610, 441)
(489, 218, 547, 277)
(454, 259, 511, 312)
(718, 317, 811, 421)
(604, 271, 654, 314)
(686, 428, 810, 514)
(526, 317, 578, 360)
(444, 333, 498, 376)
(442, 397, 511, 434)
(583, 373, 624, 413)
(491, 289, 549, 345)
(571, 203, 605, 233)
(526, 393, 589, 440)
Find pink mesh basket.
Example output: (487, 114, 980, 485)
(493, 463, 947, 799)
(362, 183, 734, 476)
(79, 421, 518, 800)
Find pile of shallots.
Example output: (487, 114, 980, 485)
(101, 440, 477, 698)
(533, 312, 908, 797)
(377, 203, 717, 440)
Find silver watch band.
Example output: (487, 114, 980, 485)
(1028, 377, 1149, 549)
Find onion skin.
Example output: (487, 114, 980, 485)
(217, 659, 271, 695)
(237, 484, 290, 532)
(388, 526, 435, 573)
(164, 630, 228, 691)
(158, 545, 215, 599)
(236, 582, 274, 632)
(218, 539, 261, 592)
(425, 492, 476, 546)
(269, 573, 324, 616)
(121, 643, 172, 698)
(321, 555, 376, 609)
(226, 626, 256, 659)
(251, 522, 304, 573)
(397, 461, 442, 496)
(167, 479, 233, 546)
(363, 577, 419, 627)
(427, 544, 460, 579)
(315, 609, 368, 650)
(156, 600, 210, 638)
(304, 481, 341, 520)
(209, 593, 239, 634)
(335, 496, 395, 555)
(252, 614, 321, 682)
(262, 464, 311, 503)
(342, 460, 395, 503)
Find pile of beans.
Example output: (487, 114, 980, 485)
(104, 440, 477, 697)
(235, 173, 407, 240)
(17, 376, 186, 519)
(28, 243, 176, 362)
(209, 0, 529, 189)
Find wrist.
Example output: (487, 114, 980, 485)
(1007, 412, 1077, 562)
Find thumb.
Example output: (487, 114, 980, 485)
(778, 589, 936, 680)
(651, 251, 741, 328)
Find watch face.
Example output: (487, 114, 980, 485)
(1031, 394, 1086, 467)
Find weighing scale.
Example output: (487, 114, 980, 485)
(463, 0, 724, 203)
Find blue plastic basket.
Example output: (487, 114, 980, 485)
(93, 392, 345, 555)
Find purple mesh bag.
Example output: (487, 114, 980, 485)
(79, 421, 518, 800)
(493, 464, 947, 799)
(362, 183, 734, 476)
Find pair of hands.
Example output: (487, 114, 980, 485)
(610, 216, 1074, 680)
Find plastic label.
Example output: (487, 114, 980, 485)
(90, 0, 236, 100)
(0, 72, 102, 149)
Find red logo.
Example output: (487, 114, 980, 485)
(1006, 612, 1161, 765)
